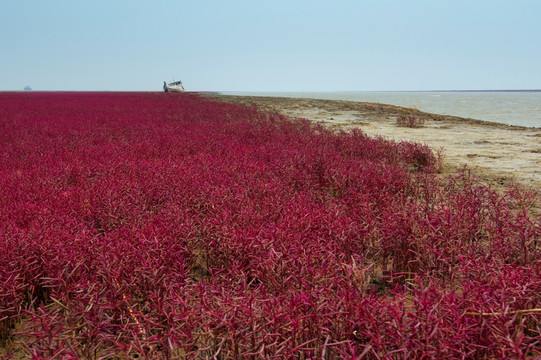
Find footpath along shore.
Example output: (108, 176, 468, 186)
(206, 94, 541, 191)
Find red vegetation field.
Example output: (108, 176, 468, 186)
(1, 92, 540, 359)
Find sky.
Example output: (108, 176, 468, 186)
(1, 0, 540, 92)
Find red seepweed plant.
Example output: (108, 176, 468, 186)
(0, 92, 540, 358)
(396, 115, 425, 128)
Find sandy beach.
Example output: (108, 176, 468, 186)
(206, 94, 541, 191)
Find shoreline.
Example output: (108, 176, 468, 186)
(204, 94, 541, 191)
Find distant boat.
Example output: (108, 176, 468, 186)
(24, 85, 32, 91)
(163, 80, 185, 93)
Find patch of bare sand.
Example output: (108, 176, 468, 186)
(204, 94, 541, 191)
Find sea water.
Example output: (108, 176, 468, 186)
(222, 91, 541, 128)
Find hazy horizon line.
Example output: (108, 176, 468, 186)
(3, 89, 541, 93)
(223, 89, 541, 93)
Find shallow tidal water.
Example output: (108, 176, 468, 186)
(223, 91, 541, 128)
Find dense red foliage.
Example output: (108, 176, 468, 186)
(0, 92, 540, 359)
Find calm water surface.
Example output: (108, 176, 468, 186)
(223, 91, 541, 128)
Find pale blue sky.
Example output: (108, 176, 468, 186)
(1, 0, 539, 91)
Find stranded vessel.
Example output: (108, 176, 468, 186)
(163, 80, 185, 92)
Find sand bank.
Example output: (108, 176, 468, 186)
(205, 94, 541, 191)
